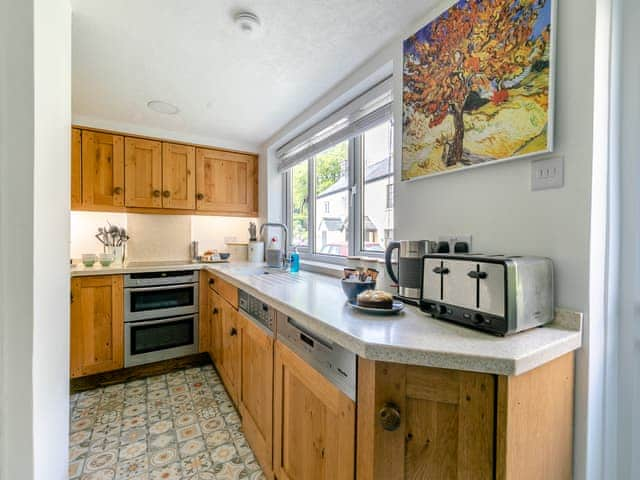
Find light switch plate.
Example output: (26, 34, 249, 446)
(531, 156, 564, 191)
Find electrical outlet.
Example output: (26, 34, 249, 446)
(438, 235, 472, 253)
(532, 156, 564, 191)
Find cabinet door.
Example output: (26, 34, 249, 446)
(71, 128, 82, 209)
(274, 341, 355, 480)
(70, 275, 124, 378)
(220, 302, 241, 404)
(125, 137, 162, 208)
(82, 131, 124, 208)
(195, 147, 258, 215)
(357, 359, 495, 480)
(240, 313, 274, 477)
(162, 142, 196, 210)
(206, 288, 223, 365)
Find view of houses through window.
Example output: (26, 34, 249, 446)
(288, 120, 394, 257)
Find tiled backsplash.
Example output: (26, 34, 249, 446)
(70, 211, 257, 261)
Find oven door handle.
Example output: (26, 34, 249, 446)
(126, 284, 197, 293)
(126, 313, 198, 326)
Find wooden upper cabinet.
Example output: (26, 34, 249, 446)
(196, 147, 258, 215)
(162, 142, 196, 210)
(274, 341, 355, 480)
(125, 137, 163, 208)
(240, 313, 275, 477)
(81, 131, 124, 208)
(71, 128, 82, 209)
(70, 275, 124, 378)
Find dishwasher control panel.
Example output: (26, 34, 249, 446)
(239, 289, 274, 332)
(277, 315, 356, 400)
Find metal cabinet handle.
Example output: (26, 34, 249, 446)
(196, 193, 205, 201)
(379, 403, 401, 431)
(153, 190, 161, 197)
(230, 327, 238, 337)
(162, 190, 171, 198)
(113, 186, 123, 195)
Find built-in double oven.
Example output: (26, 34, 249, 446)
(124, 270, 199, 367)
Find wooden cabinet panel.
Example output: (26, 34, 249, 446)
(240, 313, 274, 477)
(70, 275, 124, 378)
(81, 131, 124, 208)
(71, 128, 82, 209)
(219, 302, 241, 405)
(125, 137, 162, 208)
(162, 142, 196, 210)
(196, 148, 258, 215)
(208, 273, 238, 309)
(274, 341, 355, 480)
(357, 359, 494, 480)
(206, 288, 223, 365)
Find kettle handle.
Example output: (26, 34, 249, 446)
(384, 241, 401, 285)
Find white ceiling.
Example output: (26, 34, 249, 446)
(71, 0, 431, 150)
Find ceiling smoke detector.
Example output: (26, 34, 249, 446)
(147, 100, 179, 115)
(234, 11, 261, 35)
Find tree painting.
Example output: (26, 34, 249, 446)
(402, 0, 554, 181)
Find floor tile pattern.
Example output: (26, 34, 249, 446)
(69, 365, 264, 480)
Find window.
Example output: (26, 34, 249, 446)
(361, 121, 394, 253)
(285, 120, 394, 260)
(290, 160, 309, 248)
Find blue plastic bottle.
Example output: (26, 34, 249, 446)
(290, 247, 300, 273)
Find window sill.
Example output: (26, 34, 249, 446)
(299, 260, 343, 278)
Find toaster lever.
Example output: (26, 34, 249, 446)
(468, 270, 488, 279)
(433, 266, 450, 275)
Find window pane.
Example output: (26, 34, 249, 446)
(362, 121, 394, 252)
(290, 160, 309, 247)
(314, 141, 349, 256)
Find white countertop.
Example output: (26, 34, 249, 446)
(71, 260, 582, 376)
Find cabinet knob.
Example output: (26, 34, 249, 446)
(379, 403, 401, 431)
(196, 193, 205, 201)
(230, 327, 238, 337)
(212, 308, 219, 314)
(113, 186, 123, 195)
(153, 190, 161, 197)
(162, 190, 171, 198)
(209, 278, 215, 285)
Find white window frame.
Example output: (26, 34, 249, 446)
(284, 122, 393, 264)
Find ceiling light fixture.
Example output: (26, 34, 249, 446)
(234, 11, 261, 36)
(147, 100, 179, 115)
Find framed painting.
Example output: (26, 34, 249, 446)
(402, 0, 555, 181)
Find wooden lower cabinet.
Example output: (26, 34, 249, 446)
(239, 312, 274, 478)
(219, 301, 241, 405)
(357, 353, 575, 480)
(70, 275, 124, 378)
(274, 341, 355, 480)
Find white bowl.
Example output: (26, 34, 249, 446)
(82, 254, 98, 267)
(99, 253, 115, 267)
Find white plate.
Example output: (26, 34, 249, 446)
(348, 300, 405, 315)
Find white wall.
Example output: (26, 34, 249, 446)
(0, 1, 71, 480)
(264, 0, 601, 478)
(70, 211, 258, 261)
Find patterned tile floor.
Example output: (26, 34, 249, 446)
(69, 365, 265, 480)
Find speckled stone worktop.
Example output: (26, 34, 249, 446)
(71, 261, 582, 376)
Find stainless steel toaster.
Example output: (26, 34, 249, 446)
(420, 254, 554, 335)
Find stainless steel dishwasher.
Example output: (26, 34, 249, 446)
(276, 314, 357, 400)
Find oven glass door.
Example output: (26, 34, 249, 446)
(125, 284, 198, 321)
(125, 314, 198, 367)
